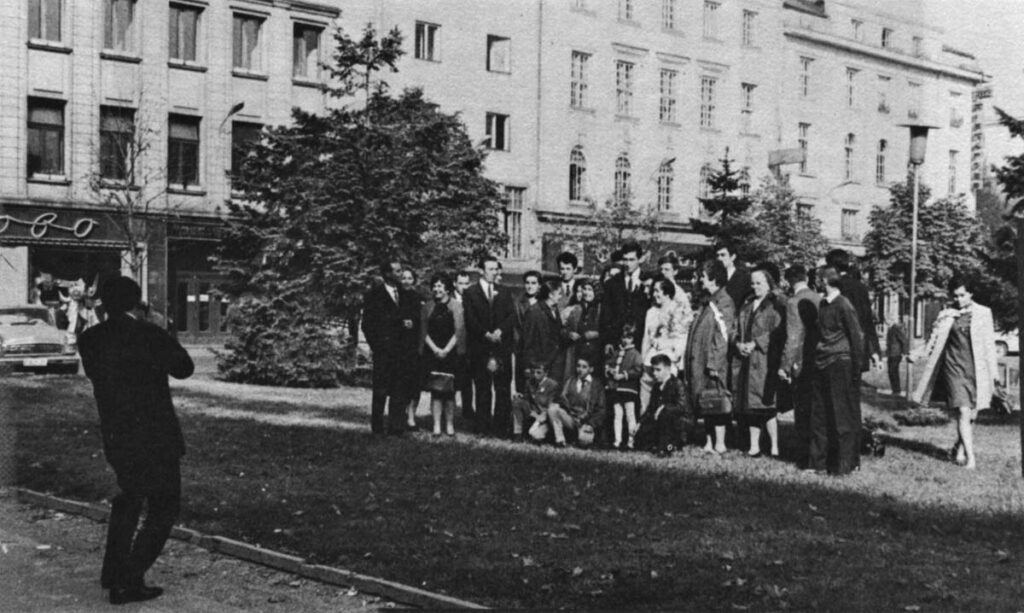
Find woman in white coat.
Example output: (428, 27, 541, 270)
(927, 276, 998, 470)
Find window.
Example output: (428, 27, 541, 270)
(616, 61, 634, 116)
(570, 51, 590, 109)
(27, 98, 64, 177)
(841, 209, 858, 240)
(846, 68, 858, 107)
(908, 82, 922, 119)
(875, 139, 887, 185)
(742, 10, 756, 47)
(797, 203, 813, 218)
(569, 146, 586, 202)
(659, 69, 677, 123)
(699, 76, 716, 129)
(614, 154, 631, 203)
(877, 75, 891, 113)
(415, 21, 439, 61)
(881, 28, 893, 48)
(799, 57, 812, 98)
(503, 186, 524, 259)
(292, 23, 322, 79)
(741, 83, 755, 132)
(486, 35, 510, 73)
(485, 113, 509, 151)
(703, 1, 719, 39)
(798, 123, 810, 174)
(844, 133, 855, 182)
(656, 160, 674, 211)
(231, 121, 262, 178)
(100, 106, 135, 181)
(28, 0, 61, 42)
(168, 115, 200, 187)
(662, 0, 677, 30)
(912, 36, 923, 56)
(572, 0, 586, 9)
(104, 0, 135, 52)
(232, 14, 263, 71)
(169, 4, 200, 62)
(948, 150, 959, 194)
(851, 19, 863, 41)
(950, 91, 964, 128)
(698, 165, 711, 208)
(619, 0, 634, 21)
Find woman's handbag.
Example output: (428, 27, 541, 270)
(425, 371, 455, 394)
(697, 379, 733, 416)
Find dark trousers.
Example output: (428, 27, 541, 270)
(809, 359, 861, 475)
(371, 351, 408, 433)
(887, 357, 902, 395)
(792, 372, 815, 467)
(458, 355, 475, 419)
(635, 408, 689, 452)
(471, 353, 512, 436)
(101, 458, 181, 589)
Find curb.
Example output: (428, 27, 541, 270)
(14, 488, 487, 610)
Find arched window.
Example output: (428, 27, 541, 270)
(569, 146, 586, 202)
(844, 133, 856, 181)
(698, 164, 711, 199)
(656, 159, 674, 210)
(875, 139, 887, 185)
(614, 153, 631, 203)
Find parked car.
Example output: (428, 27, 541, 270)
(0, 305, 80, 374)
(996, 329, 1019, 359)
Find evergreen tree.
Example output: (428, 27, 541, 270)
(690, 150, 757, 259)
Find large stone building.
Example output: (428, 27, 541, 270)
(0, 0, 986, 342)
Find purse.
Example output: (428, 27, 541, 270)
(697, 379, 733, 416)
(425, 371, 455, 394)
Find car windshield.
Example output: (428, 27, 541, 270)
(0, 308, 51, 326)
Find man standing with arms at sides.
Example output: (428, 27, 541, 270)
(453, 271, 475, 420)
(556, 251, 581, 310)
(716, 240, 753, 310)
(809, 267, 865, 476)
(778, 264, 821, 468)
(885, 315, 908, 397)
(463, 255, 516, 436)
(78, 276, 194, 605)
(362, 260, 420, 435)
(601, 240, 649, 357)
(514, 270, 543, 393)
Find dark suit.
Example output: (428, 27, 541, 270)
(779, 285, 821, 465)
(725, 266, 753, 311)
(837, 275, 881, 371)
(522, 301, 565, 383)
(635, 376, 691, 452)
(886, 322, 908, 394)
(361, 282, 421, 433)
(78, 313, 194, 590)
(463, 281, 516, 435)
(600, 272, 648, 352)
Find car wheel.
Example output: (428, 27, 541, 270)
(996, 342, 1008, 359)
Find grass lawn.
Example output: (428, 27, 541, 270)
(4, 373, 1024, 610)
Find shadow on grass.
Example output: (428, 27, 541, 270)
(6, 376, 1024, 611)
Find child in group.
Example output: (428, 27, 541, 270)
(552, 355, 606, 448)
(634, 353, 691, 456)
(511, 361, 560, 442)
(606, 324, 644, 449)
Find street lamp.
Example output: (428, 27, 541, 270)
(898, 121, 939, 400)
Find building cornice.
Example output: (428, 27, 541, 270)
(785, 28, 987, 84)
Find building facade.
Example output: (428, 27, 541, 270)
(0, 0, 986, 342)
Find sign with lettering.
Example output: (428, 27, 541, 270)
(0, 205, 125, 245)
(0, 212, 97, 239)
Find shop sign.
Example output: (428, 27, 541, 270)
(0, 211, 98, 240)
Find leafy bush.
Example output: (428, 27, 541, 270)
(892, 407, 951, 427)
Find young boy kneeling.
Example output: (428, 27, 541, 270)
(511, 362, 560, 442)
(634, 353, 692, 456)
(548, 355, 606, 448)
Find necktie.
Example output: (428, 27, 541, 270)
(487, 283, 493, 303)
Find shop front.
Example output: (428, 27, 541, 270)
(167, 219, 229, 345)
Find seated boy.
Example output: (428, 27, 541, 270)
(511, 361, 560, 442)
(634, 353, 691, 456)
(549, 355, 606, 448)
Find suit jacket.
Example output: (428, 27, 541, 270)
(780, 286, 821, 380)
(725, 266, 753, 310)
(886, 322, 908, 359)
(600, 273, 649, 349)
(361, 283, 421, 357)
(520, 375, 561, 413)
(78, 314, 194, 463)
(838, 275, 881, 369)
(522, 301, 563, 375)
(463, 281, 516, 358)
(556, 278, 581, 311)
(558, 375, 606, 426)
(647, 375, 689, 419)
(683, 288, 735, 402)
(513, 295, 536, 355)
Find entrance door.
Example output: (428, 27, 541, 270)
(174, 272, 229, 344)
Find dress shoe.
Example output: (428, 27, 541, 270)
(109, 585, 164, 605)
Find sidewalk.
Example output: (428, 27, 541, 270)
(0, 490, 395, 612)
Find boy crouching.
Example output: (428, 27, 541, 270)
(635, 353, 692, 456)
(511, 362, 560, 442)
(547, 355, 607, 448)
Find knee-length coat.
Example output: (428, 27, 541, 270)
(731, 293, 785, 412)
(919, 302, 998, 410)
(683, 288, 735, 406)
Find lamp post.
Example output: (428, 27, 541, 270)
(898, 122, 939, 400)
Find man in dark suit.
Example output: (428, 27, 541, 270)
(600, 240, 649, 355)
(778, 264, 821, 467)
(715, 240, 753, 309)
(556, 251, 581, 310)
(361, 260, 421, 435)
(885, 315, 908, 396)
(463, 255, 516, 436)
(78, 276, 194, 605)
(826, 249, 881, 371)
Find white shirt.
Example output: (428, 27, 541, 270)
(479, 279, 495, 300)
(384, 283, 398, 304)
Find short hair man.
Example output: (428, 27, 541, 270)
(78, 276, 195, 605)
(556, 251, 581, 308)
(714, 240, 752, 308)
(778, 264, 821, 468)
(600, 240, 649, 355)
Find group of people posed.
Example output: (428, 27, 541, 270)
(362, 240, 997, 476)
